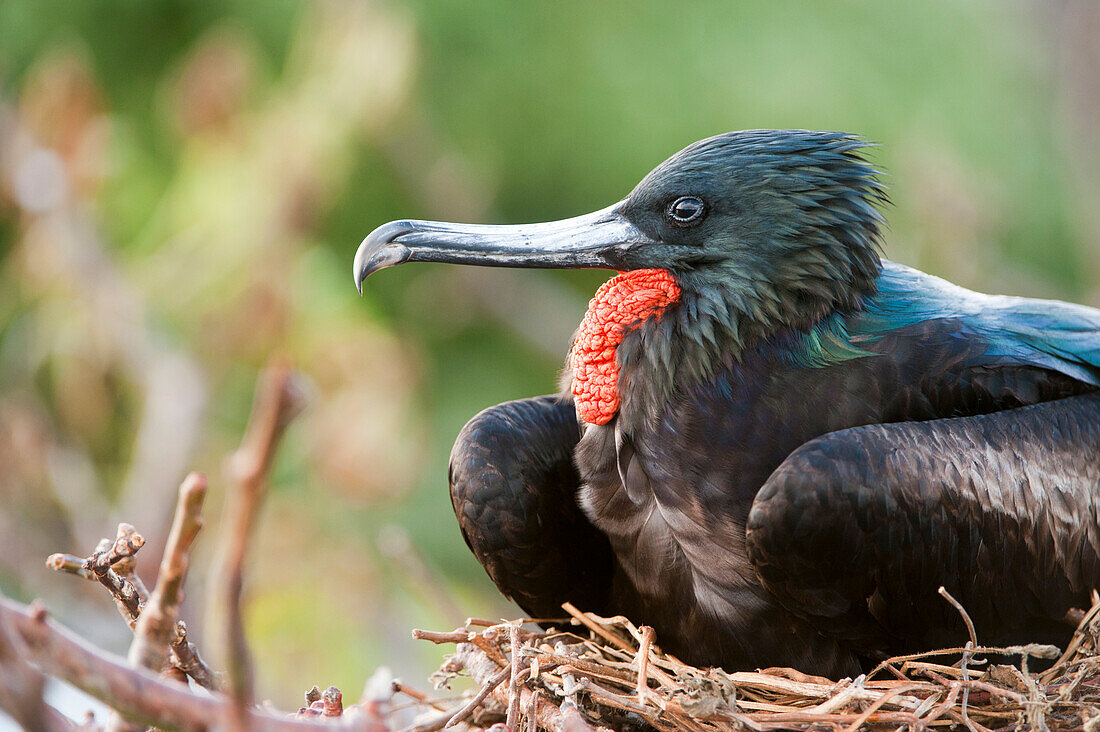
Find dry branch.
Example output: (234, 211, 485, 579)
(170, 619, 219, 690)
(46, 488, 220, 691)
(0, 593, 392, 731)
(45, 554, 96, 581)
(634, 624, 654, 704)
(65, 525, 148, 629)
(0, 599, 72, 731)
(212, 362, 306, 728)
(127, 473, 207, 675)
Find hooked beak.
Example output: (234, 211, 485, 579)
(353, 203, 654, 293)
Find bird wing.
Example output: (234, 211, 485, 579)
(743, 264, 1100, 656)
(449, 395, 613, 619)
(850, 261, 1100, 386)
(746, 393, 1100, 656)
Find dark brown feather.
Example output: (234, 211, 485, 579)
(449, 395, 613, 619)
(747, 391, 1100, 658)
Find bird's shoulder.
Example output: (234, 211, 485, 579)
(831, 260, 1100, 386)
(631, 261, 1100, 507)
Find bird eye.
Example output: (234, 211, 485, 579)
(667, 196, 705, 225)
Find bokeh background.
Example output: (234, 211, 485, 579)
(1, 0, 1098, 714)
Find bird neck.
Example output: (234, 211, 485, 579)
(568, 269, 681, 425)
(568, 261, 880, 429)
(613, 267, 876, 429)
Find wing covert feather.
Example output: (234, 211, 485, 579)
(746, 392, 1100, 655)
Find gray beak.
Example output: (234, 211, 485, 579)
(353, 203, 654, 293)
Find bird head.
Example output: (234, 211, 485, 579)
(355, 130, 885, 331)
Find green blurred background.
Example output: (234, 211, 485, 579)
(1, 0, 1098, 709)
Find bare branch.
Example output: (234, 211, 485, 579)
(110, 557, 149, 610)
(48, 487, 219, 692)
(127, 473, 207, 674)
(68, 527, 149, 629)
(170, 619, 219, 690)
(46, 554, 96, 581)
(0, 593, 386, 732)
(212, 363, 307, 728)
(87, 524, 145, 573)
(0, 600, 74, 731)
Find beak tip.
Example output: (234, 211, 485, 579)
(354, 226, 414, 293)
(353, 238, 368, 295)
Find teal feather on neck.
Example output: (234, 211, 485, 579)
(611, 131, 889, 423)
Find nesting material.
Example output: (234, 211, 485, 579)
(401, 601, 1100, 731)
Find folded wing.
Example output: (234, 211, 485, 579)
(449, 395, 613, 619)
(746, 392, 1100, 656)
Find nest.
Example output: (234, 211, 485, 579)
(394, 601, 1100, 731)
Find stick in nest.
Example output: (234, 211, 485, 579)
(938, 585, 981, 730)
(412, 601, 1100, 732)
(634, 624, 655, 704)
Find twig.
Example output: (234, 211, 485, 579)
(917, 681, 961, 728)
(91, 567, 143, 629)
(938, 586, 977, 728)
(65, 526, 148, 629)
(507, 623, 522, 730)
(412, 628, 470, 645)
(170, 619, 220, 690)
(48, 498, 221, 693)
(574, 676, 650, 715)
(213, 363, 306, 729)
(635, 625, 654, 703)
(1020, 651, 1046, 732)
(111, 556, 150, 610)
(867, 642, 1058, 680)
(391, 681, 451, 713)
(88, 524, 145, 573)
(469, 634, 512, 668)
(532, 653, 635, 685)
(526, 689, 540, 732)
(438, 666, 509, 731)
(45, 553, 96, 581)
(1042, 599, 1100, 684)
(127, 472, 207, 673)
(937, 586, 977, 650)
(561, 603, 633, 654)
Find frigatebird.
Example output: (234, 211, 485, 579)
(354, 130, 1100, 676)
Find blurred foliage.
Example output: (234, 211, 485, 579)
(0, 0, 1097, 707)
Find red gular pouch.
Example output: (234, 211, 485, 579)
(569, 269, 681, 425)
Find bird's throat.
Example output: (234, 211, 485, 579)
(569, 269, 681, 425)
